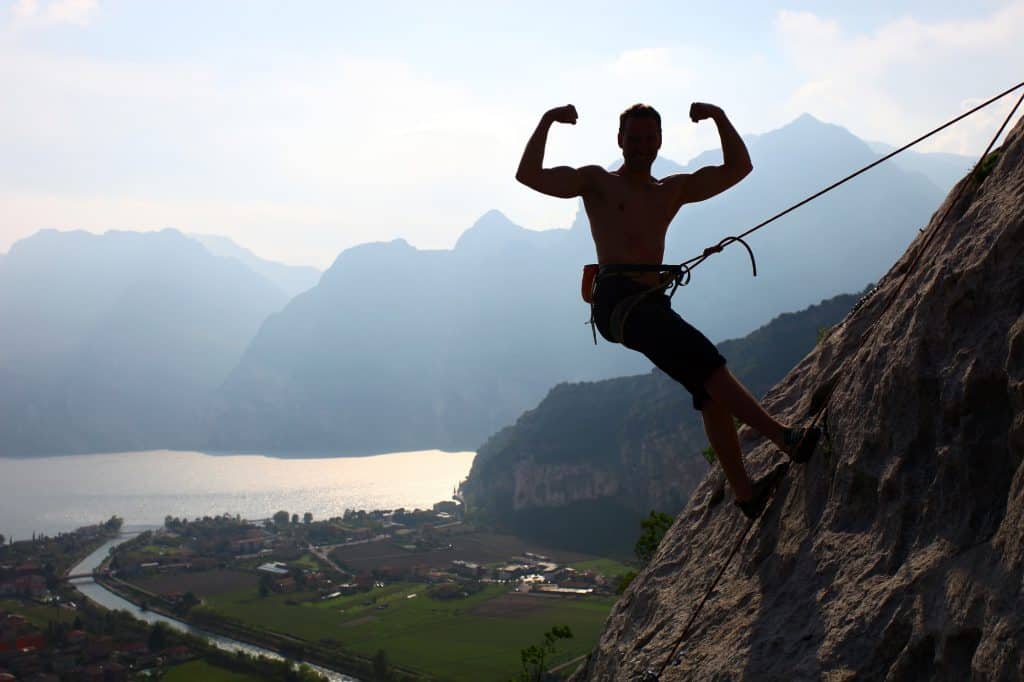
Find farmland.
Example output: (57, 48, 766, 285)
(201, 583, 614, 681)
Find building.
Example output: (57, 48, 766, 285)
(230, 537, 264, 555)
(256, 562, 289, 576)
(451, 561, 483, 578)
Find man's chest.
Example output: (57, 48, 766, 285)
(586, 181, 676, 224)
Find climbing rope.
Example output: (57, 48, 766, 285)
(639, 79, 1024, 681)
(805, 83, 1024, 433)
(641, 513, 758, 681)
(674, 79, 1024, 280)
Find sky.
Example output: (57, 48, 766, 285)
(2, 0, 1023, 268)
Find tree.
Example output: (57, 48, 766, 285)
(147, 622, 169, 652)
(291, 513, 299, 525)
(615, 571, 638, 595)
(273, 511, 290, 526)
(0, 534, 4, 545)
(634, 511, 673, 565)
(518, 625, 573, 681)
(373, 649, 391, 681)
(177, 591, 201, 614)
(303, 512, 313, 525)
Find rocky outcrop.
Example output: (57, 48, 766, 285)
(574, 118, 1024, 680)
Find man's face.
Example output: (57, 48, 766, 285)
(618, 117, 661, 166)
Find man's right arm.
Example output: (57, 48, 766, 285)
(516, 105, 591, 198)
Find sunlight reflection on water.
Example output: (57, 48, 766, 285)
(0, 449, 476, 541)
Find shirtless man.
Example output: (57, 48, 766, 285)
(516, 102, 818, 518)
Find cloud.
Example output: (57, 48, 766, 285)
(9, 0, 97, 25)
(11, 0, 38, 19)
(0, 47, 539, 264)
(775, 4, 1024, 154)
(4, 5, 1022, 268)
(45, 0, 97, 25)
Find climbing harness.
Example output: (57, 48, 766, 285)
(630, 79, 1024, 681)
(583, 238, 758, 344)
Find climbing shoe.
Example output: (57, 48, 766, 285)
(734, 463, 789, 520)
(783, 426, 821, 464)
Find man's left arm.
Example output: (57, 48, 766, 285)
(671, 104, 753, 205)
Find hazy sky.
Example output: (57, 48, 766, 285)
(3, 0, 1023, 268)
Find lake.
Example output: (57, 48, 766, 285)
(0, 449, 476, 541)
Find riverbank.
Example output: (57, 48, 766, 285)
(68, 535, 362, 682)
(93, 572, 412, 682)
(1, 523, 325, 681)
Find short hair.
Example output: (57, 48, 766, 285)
(619, 103, 661, 134)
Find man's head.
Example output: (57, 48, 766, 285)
(618, 103, 662, 169)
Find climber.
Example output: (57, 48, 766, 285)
(515, 102, 819, 518)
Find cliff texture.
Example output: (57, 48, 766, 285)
(574, 117, 1024, 680)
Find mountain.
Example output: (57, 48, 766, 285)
(0, 229, 288, 456)
(573, 114, 1024, 680)
(189, 233, 321, 298)
(211, 114, 949, 455)
(208, 216, 643, 455)
(867, 140, 973, 193)
(460, 291, 860, 556)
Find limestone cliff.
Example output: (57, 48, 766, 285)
(573, 118, 1024, 679)
(461, 293, 858, 556)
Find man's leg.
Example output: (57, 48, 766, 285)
(701, 396, 753, 501)
(704, 366, 786, 449)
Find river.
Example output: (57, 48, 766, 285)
(70, 535, 360, 681)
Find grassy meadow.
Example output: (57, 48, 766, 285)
(200, 582, 614, 681)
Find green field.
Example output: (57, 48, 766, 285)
(290, 553, 327, 571)
(0, 599, 77, 628)
(202, 583, 613, 681)
(163, 659, 264, 682)
(567, 558, 636, 578)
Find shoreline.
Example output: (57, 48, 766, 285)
(0, 446, 476, 461)
(1, 448, 474, 541)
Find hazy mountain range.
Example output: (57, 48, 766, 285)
(208, 115, 955, 454)
(189, 233, 321, 298)
(0, 229, 290, 454)
(0, 114, 971, 457)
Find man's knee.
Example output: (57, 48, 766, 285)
(700, 395, 727, 419)
(702, 364, 730, 392)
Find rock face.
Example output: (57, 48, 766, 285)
(574, 118, 1024, 680)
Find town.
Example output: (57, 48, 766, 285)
(113, 502, 618, 603)
(1, 504, 632, 681)
(1, 517, 322, 681)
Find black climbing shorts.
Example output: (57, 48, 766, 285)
(593, 274, 726, 411)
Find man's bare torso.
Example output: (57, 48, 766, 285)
(581, 166, 684, 286)
(515, 103, 752, 288)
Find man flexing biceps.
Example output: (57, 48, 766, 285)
(516, 102, 819, 518)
